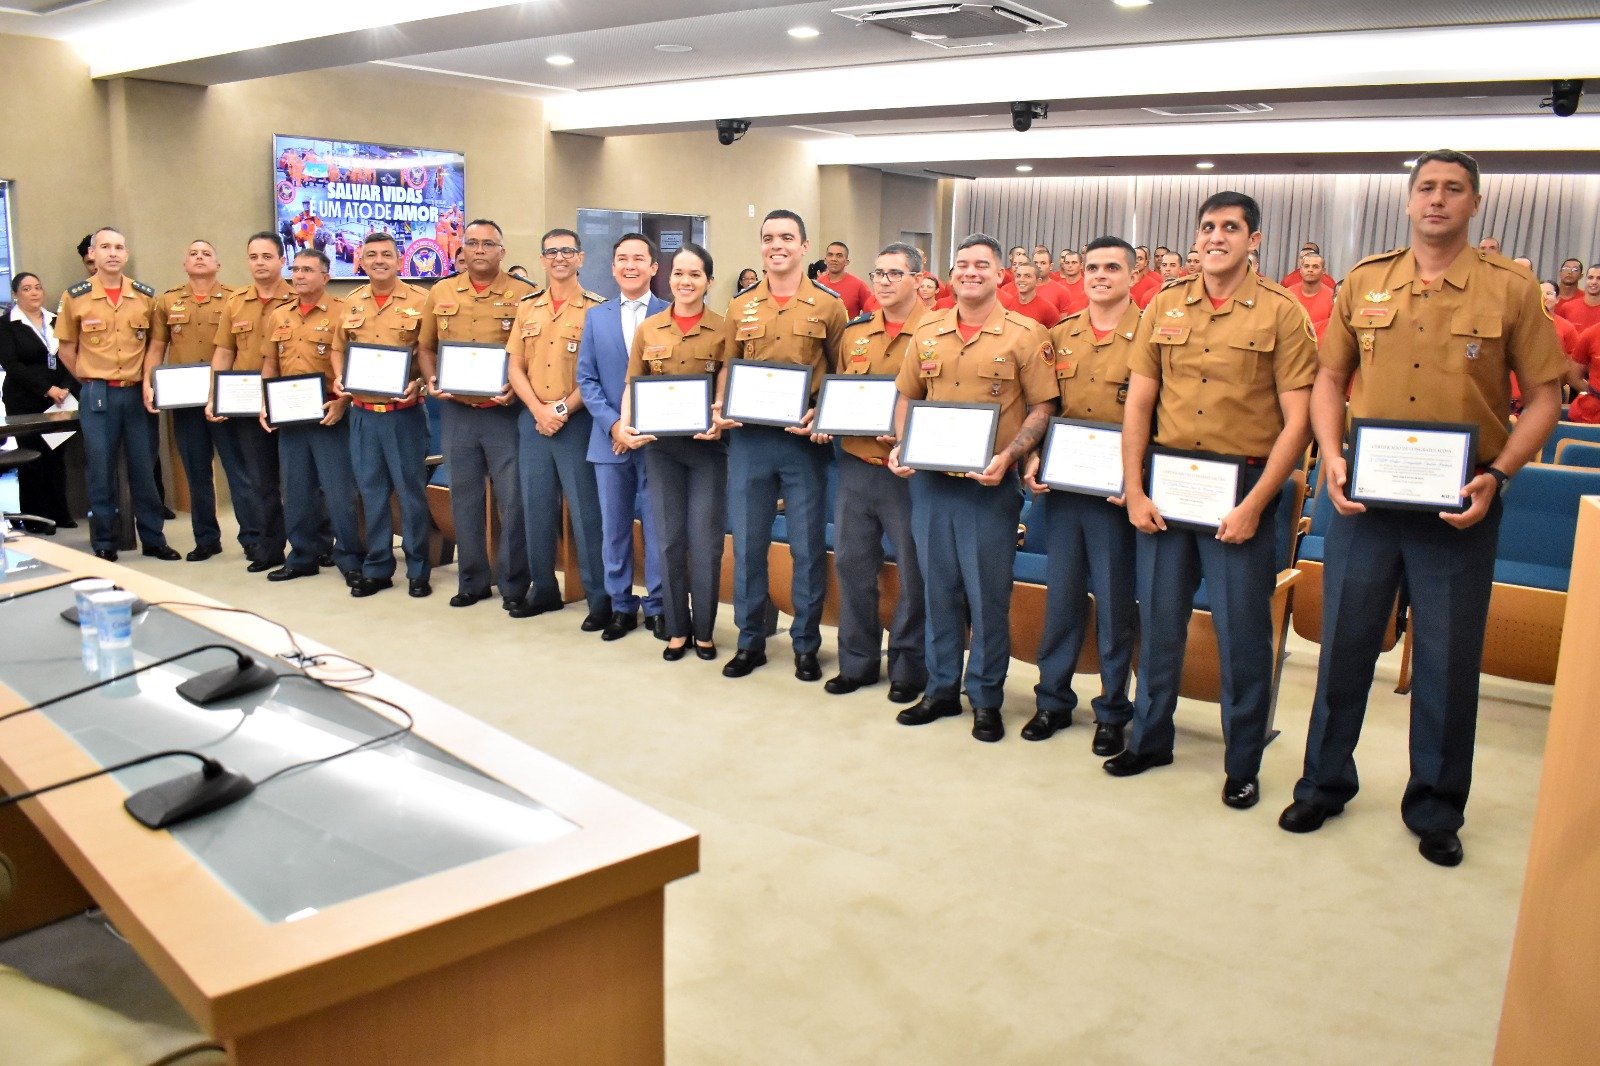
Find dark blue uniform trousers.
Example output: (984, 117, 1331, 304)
(1126, 475, 1279, 781)
(277, 419, 363, 574)
(80, 381, 167, 553)
(645, 438, 727, 643)
(229, 419, 286, 565)
(727, 425, 830, 655)
(518, 408, 608, 614)
(1294, 496, 1502, 834)
(171, 406, 257, 554)
(442, 403, 528, 601)
(595, 450, 663, 617)
(834, 454, 926, 687)
(910, 470, 1022, 710)
(1035, 491, 1137, 723)
(348, 405, 431, 581)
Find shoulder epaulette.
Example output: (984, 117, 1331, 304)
(846, 311, 874, 327)
(131, 280, 155, 298)
(584, 290, 606, 304)
(67, 280, 92, 298)
(1001, 309, 1035, 329)
(811, 279, 839, 298)
(164, 284, 187, 295)
(1159, 276, 1185, 291)
(734, 281, 759, 298)
(1352, 247, 1407, 270)
(518, 290, 541, 303)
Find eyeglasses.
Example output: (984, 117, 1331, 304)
(867, 269, 911, 282)
(462, 239, 502, 250)
(540, 246, 580, 259)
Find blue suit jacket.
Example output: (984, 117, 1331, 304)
(576, 294, 668, 464)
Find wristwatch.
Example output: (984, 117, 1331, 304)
(552, 400, 569, 417)
(1486, 467, 1510, 496)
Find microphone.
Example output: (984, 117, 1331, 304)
(0, 749, 255, 831)
(0, 643, 279, 726)
(0, 575, 83, 604)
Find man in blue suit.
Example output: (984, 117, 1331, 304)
(576, 232, 667, 640)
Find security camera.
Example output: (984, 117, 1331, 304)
(1010, 101, 1048, 133)
(716, 118, 751, 146)
(1541, 79, 1584, 118)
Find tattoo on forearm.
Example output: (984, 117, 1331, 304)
(1005, 405, 1052, 460)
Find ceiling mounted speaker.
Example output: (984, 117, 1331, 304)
(834, 2, 1066, 42)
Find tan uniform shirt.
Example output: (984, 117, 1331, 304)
(54, 276, 156, 383)
(418, 271, 539, 349)
(726, 275, 847, 395)
(1048, 302, 1143, 422)
(896, 304, 1058, 453)
(150, 283, 234, 365)
(1323, 245, 1567, 464)
(626, 308, 735, 380)
(266, 296, 347, 392)
(508, 288, 606, 403)
(1129, 270, 1318, 457)
(212, 281, 295, 373)
(341, 280, 427, 400)
(837, 303, 926, 463)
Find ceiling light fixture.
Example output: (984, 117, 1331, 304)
(1403, 158, 1418, 168)
(654, 43, 694, 53)
(1113, 0, 1153, 7)
(546, 54, 575, 66)
(1195, 160, 1214, 169)
(787, 25, 821, 39)
(1015, 164, 1034, 172)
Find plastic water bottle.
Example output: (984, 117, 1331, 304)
(72, 578, 114, 671)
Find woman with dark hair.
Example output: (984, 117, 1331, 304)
(735, 267, 758, 293)
(0, 272, 78, 531)
(615, 243, 734, 661)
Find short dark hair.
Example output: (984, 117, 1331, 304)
(10, 271, 39, 295)
(247, 231, 284, 256)
(1197, 191, 1262, 234)
(673, 242, 714, 279)
(956, 233, 1003, 261)
(362, 231, 398, 248)
(1409, 149, 1481, 194)
(613, 231, 658, 264)
(293, 247, 331, 271)
(76, 234, 94, 259)
(762, 209, 807, 243)
(466, 219, 503, 237)
(1084, 236, 1136, 271)
(541, 227, 580, 251)
(1562, 257, 1584, 270)
(878, 242, 924, 273)
(826, 241, 848, 255)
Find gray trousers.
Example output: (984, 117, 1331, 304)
(645, 437, 727, 642)
(441, 403, 528, 600)
(518, 407, 607, 614)
(833, 454, 926, 687)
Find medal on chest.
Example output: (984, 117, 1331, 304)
(1360, 331, 1375, 353)
(173, 324, 182, 335)
(1465, 342, 1480, 360)
(502, 318, 513, 331)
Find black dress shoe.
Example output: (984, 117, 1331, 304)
(267, 565, 318, 582)
(350, 576, 394, 598)
(1222, 776, 1260, 810)
(1091, 722, 1125, 757)
(602, 611, 638, 641)
(581, 607, 613, 632)
(1419, 830, 1464, 867)
(794, 652, 821, 682)
(507, 596, 563, 619)
(341, 569, 362, 589)
(896, 696, 962, 726)
(1020, 707, 1070, 742)
(94, 548, 118, 562)
(887, 683, 921, 704)
(409, 578, 432, 598)
(161, 505, 178, 520)
(694, 642, 718, 661)
(186, 543, 223, 562)
(645, 614, 667, 640)
(1103, 749, 1174, 777)
(663, 643, 688, 662)
(248, 557, 283, 573)
(722, 649, 767, 678)
(972, 708, 1004, 743)
(824, 674, 877, 695)
(1278, 799, 1342, 834)
(141, 544, 181, 561)
(449, 590, 490, 607)
(316, 552, 335, 568)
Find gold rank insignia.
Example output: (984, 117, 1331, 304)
(1360, 331, 1375, 352)
(1365, 290, 1392, 303)
(172, 303, 185, 311)
(1164, 309, 1184, 317)
(401, 307, 419, 316)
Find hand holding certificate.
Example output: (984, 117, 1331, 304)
(152, 364, 213, 410)
(342, 343, 411, 397)
(722, 359, 810, 427)
(1146, 449, 1245, 532)
(436, 342, 510, 398)
(814, 375, 898, 437)
(212, 372, 262, 418)
(1347, 419, 1477, 513)
(264, 374, 328, 427)
(630, 376, 712, 437)
(899, 401, 999, 474)
(1039, 419, 1124, 497)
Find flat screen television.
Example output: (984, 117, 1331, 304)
(273, 134, 465, 281)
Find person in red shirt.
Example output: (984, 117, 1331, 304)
(818, 241, 871, 317)
(1030, 246, 1074, 309)
(1290, 254, 1335, 341)
(1540, 281, 1580, 357)
(1128, 247, 1161, 308)
(1281, 242, 1335, 290)
(1566, 324, 1600, 424)
(1052, 250, 1088, 315)
(1157, 251, 1183, 284)
(916, 274, 942, 312)
(1000, 263, 1061, 327)
(1556, 265, 1600, 334)
(1184, 248, 1201, 277)
(1555, 258, 1583, 304)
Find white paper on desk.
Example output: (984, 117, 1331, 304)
(42, 395, 79, 450)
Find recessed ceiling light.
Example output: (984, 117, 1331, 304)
(787, 25, 821, 39)
(654, 43, 694, 53)
(1015, 164, 1033, 172)
(1463, 94, 1488, 99)
(546, 54, 575, 66)
(1195, 160, 1214, 169)
(1403, 159, 1419, 169)
(1114, 0, 1153, 7)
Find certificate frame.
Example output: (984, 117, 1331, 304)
(264, 373, 329, 427)
(436, 342, 510, 398)
(1146, 447, 1245, 532)
(1346, 418, 1479, 513)
(212, 371, 263, 418)
(814, 374, 899, 437)
(629, 375, 712, 437)
(722, 358, 811, 428)
(151, 363, 213, 411)
(343, 342, 412, 397)
(1039, 418, 1124, 497)
(900, 400, 1000, 474)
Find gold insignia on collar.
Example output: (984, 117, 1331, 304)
(1365, 290, 1392, 303)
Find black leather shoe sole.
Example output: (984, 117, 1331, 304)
(142, 545, 181, 561)
(1278, 799, 1342, 833)
(315, 553, 335, 568)
(1103, 750, 1174, 777)
(1020, 709, 1069, 741)
(1419, 830, 1464, 867)
(1222, 776, 1260, 810)
(694, 643, 718, 661)
(1091, 723, 1125, 757)
(794, 654, 821, 682)
(824, 674, 877, 695)
(267, 566, 319, 582)
(94, 549, 119, 562)
(601, 614, 638, 641)
(508, 597, 563, 619)
(449, 591, 490, 607)
(580, 610, 614, 632)
(886, 683, 921, 705)
(247, 558, 283, 573)
(645, 615, 667, 640)
(722, 650, 767, 678)
(972, 709, 1004, 743)
(350, 577, 394, 598)
(186, 544, 223, 562)
(409, 580, 432, 598)
(663, 644, 688, 661)
(896, 698, 962, 726)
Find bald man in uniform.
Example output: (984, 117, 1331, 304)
(1109, 191, 1317, 808)
(1280, 149, 1566, 867)
(55, 227, 178, 562)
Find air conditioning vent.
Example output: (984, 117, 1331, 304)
(834, 2, 1066, 41)
(1142, 103, 1275, 117)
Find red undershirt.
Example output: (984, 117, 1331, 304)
(772, 294, 791, 308)
(551, 298, 565, 315)
(470, 280, 490, 294)
(1091, 325, 1113, 341)
(373, 293, 390, 310)
(103, 287, 122, 307)
(957, 320, 983, 342)
(884, 319, 904, 340)
(299, 301, 317, 316)
(672, 312, 703, 334)
(1209, 296, 1228, 310)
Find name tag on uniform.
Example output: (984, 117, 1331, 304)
(271, 326, 292, 341)
(232, 320, 252, 333)
(1157, 326, 1184, 337)
(1358, 308, 1390, 317)
(82, 319, 107, 332)
(919, 360, 940, 377)
(645, 345, 667, 356)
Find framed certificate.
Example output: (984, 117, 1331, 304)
(723, 359, 811, 427)
(343, 343, 411, 397)
(151, 363, 213, 410)
(437, 342, 509, 397)
(900, 401, 999, 474)
(630, 375, 712, 437)
(1146, 448, 1245, 531)
(814, 374, 898, 437)
(264, 373, 328, 427)
(1040, 418, 1124, 496)
(212, 371, 263, 418)
(1347, 418, 1478, 512)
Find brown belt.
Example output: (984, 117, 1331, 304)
(352, 396, 421, 413)
(95, 379, 140, 388)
